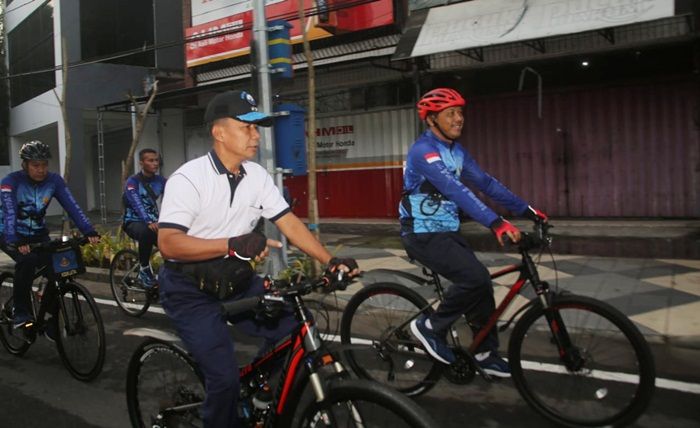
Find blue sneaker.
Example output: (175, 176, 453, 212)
(475, 351, 511, 378)
(139, 266, 156, 289)
(12, 312, 34, 330)
(12, 312, 36, 344)
(410, 315, 455, 364)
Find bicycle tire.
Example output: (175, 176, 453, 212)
(55, 281, 106, 381)
(340, 282, 442, 397)
(110, 249, 151, 317)
(126, 339, 205, 428)
(0, 272, 31, 356)
(508, 294, 656, 427)
(295, 378, 437, 428)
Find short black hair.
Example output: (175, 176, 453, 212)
(139, 148, 158, 161)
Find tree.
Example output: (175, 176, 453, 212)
(298, 0, 321, 274)
(121, 81, 159, 188)
(53, 38, 74, 235)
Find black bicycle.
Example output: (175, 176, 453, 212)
(340, 222, 656, 427)
(109, 247, 161, 317)
(124, 271, 437, 428)
(0, 236, 107, 381)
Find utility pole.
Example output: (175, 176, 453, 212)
(252, 0, 287, 275)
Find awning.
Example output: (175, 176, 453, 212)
(393, 0, 676, 60)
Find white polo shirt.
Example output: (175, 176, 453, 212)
(159, 150, 290, 239)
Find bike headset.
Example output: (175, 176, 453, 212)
(409, 89, 468, 216)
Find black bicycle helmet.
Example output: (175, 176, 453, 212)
(19, 140, 52, 161)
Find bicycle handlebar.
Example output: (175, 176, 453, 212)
(221, 270, 353, 318)
(28, 235, 92, 251)
(517, 221, 553, 252)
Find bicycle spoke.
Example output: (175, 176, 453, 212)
(510, 295, 655, 427)
(340, 283, 441, 396)
(56, 282, 106, 381)
(110, 250, 150, 316)
(127, 341, 204, 428)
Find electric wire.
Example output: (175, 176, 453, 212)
(0, 0, 380, 80)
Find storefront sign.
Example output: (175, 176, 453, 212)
(411, 0, 675, 58)
(186, 0, 395, 67)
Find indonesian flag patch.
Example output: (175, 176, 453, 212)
(0, 185, 12, 192)
(424, 152, 441, 164)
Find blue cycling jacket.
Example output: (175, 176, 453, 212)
(0, 171, 95, 243)
(399, 130, 529, 235)
(123, 173, 166, 224)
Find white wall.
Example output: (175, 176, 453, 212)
(159, 109, 187, 176)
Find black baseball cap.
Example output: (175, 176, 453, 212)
(204, 90, 274, 127)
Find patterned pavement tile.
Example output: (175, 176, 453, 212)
(616, 261, 698, 280)
(563, 257, 652, 273)
(605, 288, 700, 317)
(631, 300, 700, 337)
(644, 271, 700, 297)
(657, 258, 700, 269)
(537, 259, 607, 276)
(555, 272, 665, 301)
(357, 255, 417, 272)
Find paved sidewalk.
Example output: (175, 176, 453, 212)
(320, 233, 700, 348)
(1, 229, 698, 348)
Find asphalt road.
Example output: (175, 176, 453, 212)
(1, 282, 699, 428)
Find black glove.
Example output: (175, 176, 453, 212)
(85, 230, 100, 238)
(328, 257, 359, 272)
(228, 232, 266, 260)
(7, 238, 29, 251)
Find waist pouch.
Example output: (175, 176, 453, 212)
(165, 258, 255, 300)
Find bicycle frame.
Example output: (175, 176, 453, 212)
(26, 261, 88, 338)
(132, 284, 348, 428)
(374, 227, 556, 357)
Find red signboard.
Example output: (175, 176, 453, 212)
(185, 0, 395, 68)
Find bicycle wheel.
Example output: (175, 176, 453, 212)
(126, 339, 205, 428)
(55, 281, 106, 381)
(295, 378, 437, 428)
(0, 272, 31, 356)
(110, 249, 151, 317)
(509, 294, 656, 427)
(340, 282, 442, 397)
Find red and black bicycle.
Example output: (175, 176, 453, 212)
(124, 271, 436, 428)
(340, 222, 656, 427)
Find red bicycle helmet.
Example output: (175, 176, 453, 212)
(416, 88, 466, 120)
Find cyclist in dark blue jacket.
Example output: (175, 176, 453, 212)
(401, 88, 548, 377)
(0, 141, 99, 339)
(122, 148, 166, 289)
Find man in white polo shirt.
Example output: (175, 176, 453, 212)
(157, 89, 359, 428)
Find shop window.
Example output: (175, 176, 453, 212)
(79, 0, 154, 67)
(8, 1, 55, 107)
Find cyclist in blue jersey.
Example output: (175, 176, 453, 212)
(0, 141, 100, 339)
(122, 148, 166, 289)
(400, 88, 548, 377)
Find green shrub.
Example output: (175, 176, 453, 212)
(80, 226, 134, 268)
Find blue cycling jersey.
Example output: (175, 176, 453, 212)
(123, 173, 166, 224)
(399, 130, 528, 235)
(0, 171, 95, 244)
